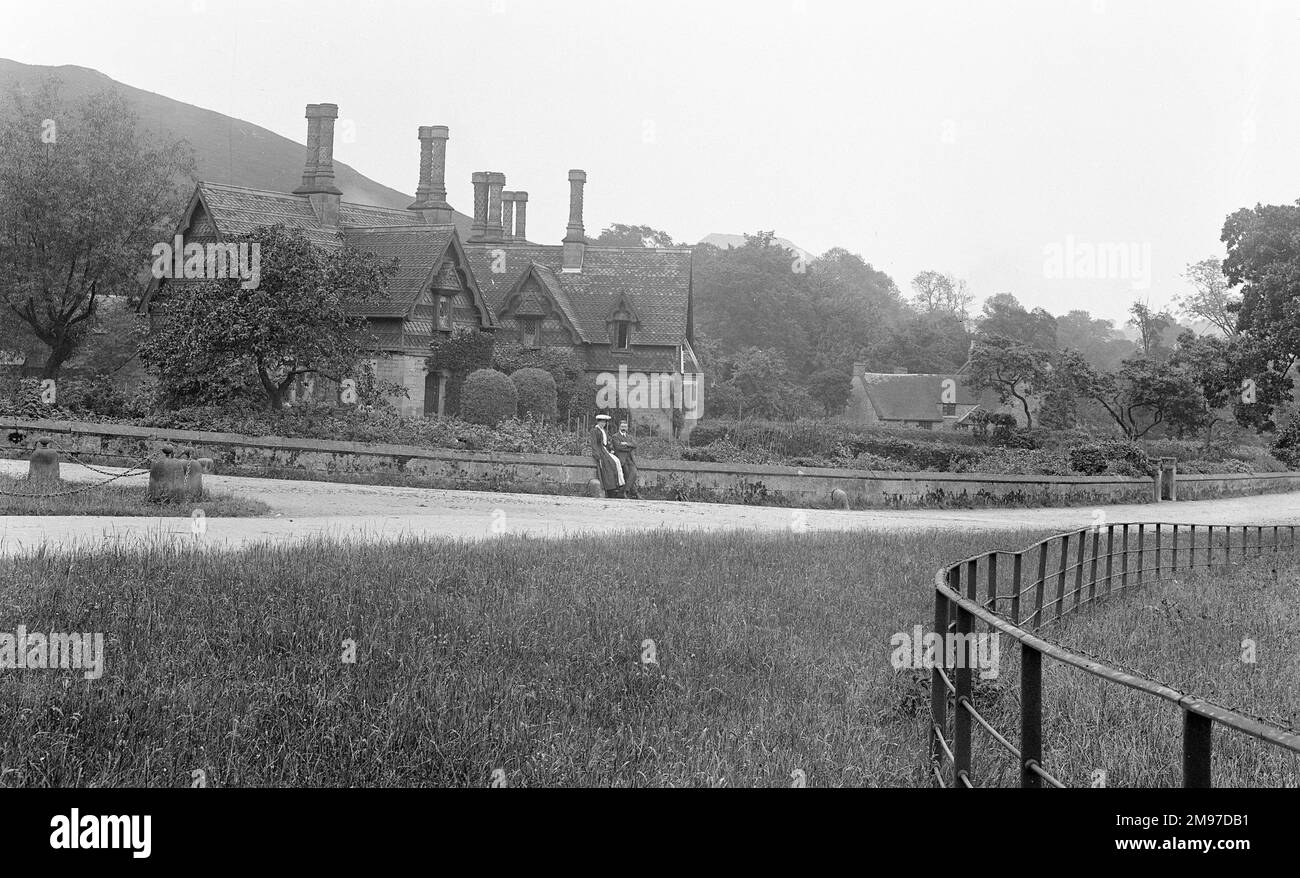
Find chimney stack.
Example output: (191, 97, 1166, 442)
(513, 191, 528, 242)
(408, 125, 453, 224)
(294, 103, 342, 228)
(562, 169, 586, 272)
(469, 172, 490, 241)
(486, 172, 506, 241)
(501, 191, 516, 241)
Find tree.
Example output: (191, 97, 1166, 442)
(726, 347, 812, 419)
(965, 335, 1051, 428)
(0, 77, 194, 377)
(1056, 350, 1201, 439)
(1176, 257, 1239, 338)
(592, 224, 675, 248)
(976, 293, 1057, 350)
(910, 270, 972, 318)
(1168, 330, 1237, 448)
(1054, 310, 1134, 372)
(1127, 302, 1176, 360)
(140, 224, 396, 410)
(806, 367, 852, 416)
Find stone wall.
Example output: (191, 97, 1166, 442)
(5, 416, 1300, 510)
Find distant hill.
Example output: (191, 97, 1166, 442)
(699, 233, 816, 265)
(0, 58, 466, 218)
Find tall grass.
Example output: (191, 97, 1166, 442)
(0, 527, 1294, 787)
(0, 473, 269, 517)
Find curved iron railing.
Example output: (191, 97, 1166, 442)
(929, 522, 1300, 788)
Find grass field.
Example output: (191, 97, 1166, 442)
(0, 527, 1295, 787)
(0, 473, 269, 517)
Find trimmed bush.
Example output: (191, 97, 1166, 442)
(460, 369, 518, 427)
(510, 367, 558, 422)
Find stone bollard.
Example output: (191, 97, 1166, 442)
(148, 445, 187, 502)
(586, 478, 604, 498)
(830, 488, 850, 510)
(196, 457, 215, 475)
(29, 438, 61, 485)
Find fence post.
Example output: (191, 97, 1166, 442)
(1136, 524, 1145, 588)
(955, 594, 974, 787)
(1021, 643, 1042, 789)
(1121, 525, 1129, 591)
(986, 553, 998, 614)
(1033, 543, 1048, 626)
(931, 578, 952, 786)
(1055, 534, 1070, 620)
(1073, 529, 1086, 609)
(1154, 523, 1162, 577)
(1182, 710, 1213, 789)
(1171, 523, 1178, 572)
(1105, 525, 1115, 595)
(1088, 528, 1100, 603)
(1010, 553, 1023, 625)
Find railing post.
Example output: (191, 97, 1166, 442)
(1136, 523, 1145, 588)
(1055, 533, 1069, 620)
(1182, 709, 1213, 788)
(955, 595, 973, 787)
(931, 578, 953, 786)
(1105, 525, 1115, 595)
(1088, 528, 1100, 603)
(1154, 523, 1162, 577)
(1021, 643, 1042, 789)
(1121, 525, 1129, 590)
(1171, 523, 1178, 571)
(1010, 553, 1023, 625)
(1073, 529, 1086, 609)
(1033, 542, 1048, 627)
(986, 553, 998, 614)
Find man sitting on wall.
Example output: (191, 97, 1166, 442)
(589, 413, 625, 498)
(611, 419, 639, 499)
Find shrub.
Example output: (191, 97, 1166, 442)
(493, 343, 584, 417)
(1068, 439, 1152, 477)
(510, 367, 558, 422)
(456, 369, 518, 427)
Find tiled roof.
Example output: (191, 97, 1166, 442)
(859, 372, 983, 422)
(463, 243, 692, 347)
(342, 225, 456, 317)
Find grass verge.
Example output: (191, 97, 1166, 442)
(0, 473, 270, 517)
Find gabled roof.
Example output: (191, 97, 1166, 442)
(343, 225, 495, 326)
(859, 372, 983, 422)
(496, 263, 586, 343)
(463, 243, 692, 347)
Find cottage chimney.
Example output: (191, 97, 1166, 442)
(486, 172, 506, 241)
(501, 191, 516, 240)
(408, 125, 453, 224)
(293, 103, 342, 229)
(513, 191, 528, 241)
(562, 169, 586, 272)
(469, 172, 490, 241)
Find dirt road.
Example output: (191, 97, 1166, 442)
(2, 459, 1298, 556)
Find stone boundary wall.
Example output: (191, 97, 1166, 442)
(5, 417, 1300, 510)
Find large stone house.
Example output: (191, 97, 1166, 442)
(141, 103, 700, 430)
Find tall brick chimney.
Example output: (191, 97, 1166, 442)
(500, 191, 516, 240)
(293, 103, 342, 229)
(562, 169, 586, 272)
(469, 172, 490, 241)
(408, 125, 453, 224)
(513, 191, 528, 242)
(486, 172, 506, 242)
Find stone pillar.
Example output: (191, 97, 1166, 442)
(28, 438, 60, 484)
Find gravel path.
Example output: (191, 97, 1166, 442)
(2, 459, 1298, 556)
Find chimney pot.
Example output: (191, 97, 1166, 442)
(562, 169, 586, 272)
(409, 125, 452, 223)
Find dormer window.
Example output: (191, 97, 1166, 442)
(436, 296, 453, 331)
(614, 320, 630, 351)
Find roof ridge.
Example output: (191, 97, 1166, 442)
(199, 180, 413, 213)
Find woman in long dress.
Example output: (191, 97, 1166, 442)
(589, 414, 625, 498)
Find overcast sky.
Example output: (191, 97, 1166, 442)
(2, 0, 1298, 325)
